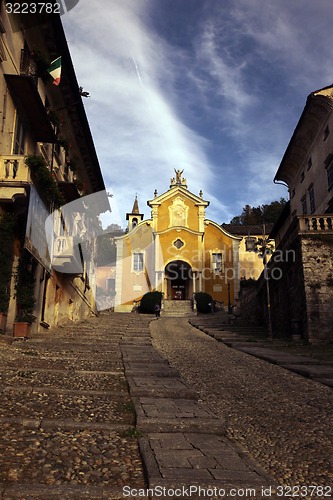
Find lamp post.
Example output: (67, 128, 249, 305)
(245, 224, 273, 338)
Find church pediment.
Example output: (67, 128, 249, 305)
(147, 185, 209, 208)
(147, 169, 209, 233)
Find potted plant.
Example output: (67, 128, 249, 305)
(25, 155, 65, 208)
(13, 249, 36, 337)
(0, 212, 16, 333)
(30, 50, 50, 83)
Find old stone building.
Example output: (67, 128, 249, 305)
(241, 85, 333, 344)
(0, 6, 108, 335)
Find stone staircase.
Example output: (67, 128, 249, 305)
(162, 300, 193, 317)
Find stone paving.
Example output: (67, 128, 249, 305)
(122, 320, 272, 497)
(1, 311, 332, 499)
(151, 316, 333, 497)
(0, 313, 145, 499)
(189, 314, 333, 388)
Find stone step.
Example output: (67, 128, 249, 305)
(134, 396, 226, 434)
(162, 300, 193, 317)
(163, 301, 192, 309)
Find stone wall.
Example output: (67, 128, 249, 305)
(239, 232, 333, 344)
(301, 235, 333, 344)
(268, 236, 306, 339)
(238, 280, 263, 325)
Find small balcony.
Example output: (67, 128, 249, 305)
(4, 55, 55, 143)
(52, 236, 83, 274)
(0, 155, 30, 182)
(298, 215, 333, 233)
(0, 155, 30, 202)
(20, 48, 38, 83)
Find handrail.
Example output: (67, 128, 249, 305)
(298, 215, 333, 232)
(0, 155, 30, 182)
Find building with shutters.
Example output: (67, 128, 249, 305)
(0, 5, 108, 335)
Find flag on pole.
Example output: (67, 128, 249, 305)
(48, 57, 62, 86)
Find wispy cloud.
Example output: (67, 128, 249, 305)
(63, 0, 333, 226)
(63, 0, 216, 225)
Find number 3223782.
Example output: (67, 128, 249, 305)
(5, 3, 61, 14)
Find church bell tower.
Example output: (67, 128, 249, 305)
(126, 195, 144, 231)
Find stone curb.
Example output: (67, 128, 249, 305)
(0, 416, 133, 432)
(0, 483, 127, 499)
(126, 375, 197, 399)
(190, 321, 333, 388)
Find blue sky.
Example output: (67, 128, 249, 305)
(62, 0, 333, 227)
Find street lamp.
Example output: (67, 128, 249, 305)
(245, 224, 273, 338)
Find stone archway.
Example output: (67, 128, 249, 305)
(165, 260, 192, 300)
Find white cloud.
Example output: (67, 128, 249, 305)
(62, 0, 333, 226)
(63, 0, 215, 225)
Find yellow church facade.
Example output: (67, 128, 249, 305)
(114, 171, 243, 312)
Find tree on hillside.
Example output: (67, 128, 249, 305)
(229, 198, 287, 225)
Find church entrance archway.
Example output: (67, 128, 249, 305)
(165, 260, 192, 300)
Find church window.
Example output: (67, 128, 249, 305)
(106, 278, 115, 293)
(133, 252, 144, 272)
(173, 238, 184, 249)
(212, 253, 223, 273)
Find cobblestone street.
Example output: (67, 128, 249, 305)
(0, 312, 332, 499)
(0, 313, 146, 499)
(151, 317, 333, 489)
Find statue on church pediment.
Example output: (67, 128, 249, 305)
(175, 169, 183, 183)
(171, 169, 187, 188)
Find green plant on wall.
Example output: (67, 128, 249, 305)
(0, 212, 16, 313)
(30, 50, 51, 83)
(25, 155, 65, 208)
(14, 248, 36, 324)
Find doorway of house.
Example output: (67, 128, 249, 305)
(165, 260, 192, 300)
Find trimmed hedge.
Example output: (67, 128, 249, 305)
(194, 292, 213, 314)
(139, 291, 162, 314)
